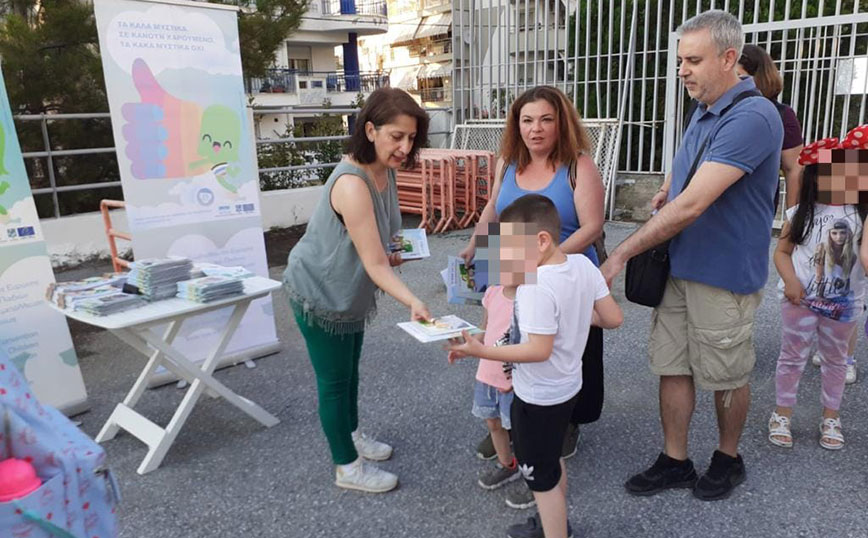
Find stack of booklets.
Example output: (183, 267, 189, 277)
(190, 262, 256, 280)
(398, 315, 482, 343)
(126, 257, 193, 301)
(176, 275, 244, 303)
(47, 274, 128, 309)
(75, 292, 147, 316)
(440, 256, 484, 305)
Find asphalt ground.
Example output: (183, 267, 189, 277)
(59, 221, 868, 538)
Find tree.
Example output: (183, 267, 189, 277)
(310, 99, 348, 183)
(0, 0, 117, 218)
(0, 1, 310, 216)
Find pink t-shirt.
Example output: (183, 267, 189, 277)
(475, 286, 514, 391)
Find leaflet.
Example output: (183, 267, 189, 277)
(390, 229, 430, 260)
(397, 315, 482, 343)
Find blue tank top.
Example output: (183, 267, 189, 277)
(495, 162, 599, 266)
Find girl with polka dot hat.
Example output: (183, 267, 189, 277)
(769, 125, 868, 451)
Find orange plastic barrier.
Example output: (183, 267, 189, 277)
(396, 149, 495, 233)
(100, 199, 132, 273)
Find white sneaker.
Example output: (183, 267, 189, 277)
(812, 353, 822, 367)
(846, 362, 857, 384)
(335, 459, 398, 493)
(352, 431, 393, 461)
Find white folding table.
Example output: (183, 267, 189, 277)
(51, 276, 281, 474)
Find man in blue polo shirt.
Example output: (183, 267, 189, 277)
(601, 10, 783, 501)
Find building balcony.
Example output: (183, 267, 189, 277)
(248, 69, 389, 97)
(419, 86, 450, 103)
(302, 0, 388, 35)
(508, 26, 568, 52)
(409, 38, 452, 61)
(392, 0, 450, 17)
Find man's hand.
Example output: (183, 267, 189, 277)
(599, 252, 626, 289)
(651, 189, 669, 211)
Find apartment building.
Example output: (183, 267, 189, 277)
(358, 0, 454, 106)
(249, 0, 390, 139)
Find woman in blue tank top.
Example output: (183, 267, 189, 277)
(459, 86, 604, 267)
(458, 87, 606, 505)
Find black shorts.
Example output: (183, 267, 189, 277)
(510, 391, 579, 492)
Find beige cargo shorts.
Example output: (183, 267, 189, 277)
(649, 277, 763, 391)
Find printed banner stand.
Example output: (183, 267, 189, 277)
(0, 65, 89, 415)
(94, 0, 281, 385)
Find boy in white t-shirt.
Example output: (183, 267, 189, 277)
(449, 194, 622, 538)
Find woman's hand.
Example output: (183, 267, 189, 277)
(783, 278, 805, 305)
(410, 299, 431, 322)
(388, 252, 404, 267)
(651, 189, 669, 211)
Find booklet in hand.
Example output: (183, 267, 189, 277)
(390, 229, 430, 260)
(441, 256, 484, 305)
(397, 315, 482, 343)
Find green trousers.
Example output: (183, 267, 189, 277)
(294, 310, 364, 465)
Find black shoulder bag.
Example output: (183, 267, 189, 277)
(624, 89, 761, 307)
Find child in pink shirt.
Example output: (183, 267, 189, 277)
(470, 284, 520, 490)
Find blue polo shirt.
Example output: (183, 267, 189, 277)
(668, 77, 783, 294)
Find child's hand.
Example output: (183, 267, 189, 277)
(446, 330, 484, 359)
(783, 278, 805, 305)
(446, 350, 466, 364)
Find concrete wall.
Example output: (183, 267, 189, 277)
(611, 173, 665, 223)
(41, 186, 325, 269)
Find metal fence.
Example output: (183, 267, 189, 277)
(322, 0, 389, 16)
(453, 0, 868, 174)
(17, 108, 451, 219)
(247, 69, 390, 94)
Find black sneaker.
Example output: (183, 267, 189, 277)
(624, 452, 698, 497)
(561, 423, 580, 459)
(506, 513, 573, 538)
(693, 450, 746, 501)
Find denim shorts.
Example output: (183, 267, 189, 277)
(471, 380, 514, 430)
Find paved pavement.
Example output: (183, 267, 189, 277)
(61, 221, 868, 538)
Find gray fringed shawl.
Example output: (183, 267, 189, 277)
(283, 160, 401, 334)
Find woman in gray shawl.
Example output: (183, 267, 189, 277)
(283, 88, 430, 493)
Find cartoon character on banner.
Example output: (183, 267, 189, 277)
(121, 58, 242, 197)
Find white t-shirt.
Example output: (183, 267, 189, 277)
(780, 204, 867, 322)
(513, 254, 610, 405)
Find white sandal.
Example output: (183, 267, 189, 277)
(768, 412, 793, 448)
(819, 417, 844, 450)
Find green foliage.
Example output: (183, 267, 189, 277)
(0, 0, 118, 217)
(310, 98, 346, 183)
(257, 122, 308, 190)
(0, 1, 308, 215)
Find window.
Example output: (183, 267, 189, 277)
(289, 59, 311, 73)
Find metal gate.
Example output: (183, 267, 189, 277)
(453, 1, 868, 175)
(664, 11, 868, 176)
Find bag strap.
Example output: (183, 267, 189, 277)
(680, 89, 761, 194)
